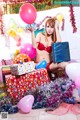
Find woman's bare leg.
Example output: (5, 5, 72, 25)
(47, 62, 58, 80)
(48, 62, 69, 79)
(49, 62, 58, 71)
(58, 62, 69, 70)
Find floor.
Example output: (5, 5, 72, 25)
(0, 106, 80, 120)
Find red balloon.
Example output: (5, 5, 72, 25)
(19, 3, 37, 24)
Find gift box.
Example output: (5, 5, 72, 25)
(1, 65, 11, 83)
(52, 42, 70, 63)
(10, 61, 35, 75)
(5, 68, 50, 102)
(2, 65, 11, 74)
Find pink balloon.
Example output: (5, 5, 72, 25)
(20, 43, 36, 59)
(19, 3, 37, 24)
(29, 47, 36, 59)
(17, 95, 34, 113)
(65, 63, 80, 81)
(75, 77, 80, 88)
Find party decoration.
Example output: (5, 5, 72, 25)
(5, 68, 50, 102)
(0, 103, 18, 114)
(69, 4, 77, 33)
(35, 60, 47, 69)
(19, 3, 37, 24)
(78, 88, 80, 97)
(56, 13, 65, 31)
(14, 49, 20, 58)
(33, 77, 75, 109)
(34, 28, 45, 37)
(0, 92, 7, 98)
(56, 13, 64, 22)
(13, 34, 21, 46)
(20, 43, 36, 60)
(14, 53, 31, 64)
(0, 7, 4, 34)
(17, 95, 34, 113)
(17, 28, 24, 33)
(0, 61, 3, 82)
(61, 18, 65, 31)
(2, 0, 54, 14)
(7, 29, 17, 37)
(35, 16, 52, 29)
(8, 19, 24, 33)
(65, 63, 80, 81)
(25, 23, 37, 30)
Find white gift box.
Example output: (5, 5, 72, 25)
(10, 61, 35, 75)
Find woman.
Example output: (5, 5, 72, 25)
(28, 18, 69, 78)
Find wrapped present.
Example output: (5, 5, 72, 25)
(52, 42, 70, 63)
(2, 65, 11, 74)
(10, 63, 26, 75)
(24, 61, 35, 73)
(10, 61, 35, 75)
(1, 65, 11, 83)
(1, 59, 13, 65)
(5, 68, 50, 103)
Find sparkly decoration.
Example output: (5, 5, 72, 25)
(0, 7, 4, 34)
(69, 2, 77, 33)
(32, 77, 75, 109)
(1, 0, 61, 14)
(35, 16, 52, 29)
(0, 90, 19, 113)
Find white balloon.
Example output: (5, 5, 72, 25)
(65, 63, 80, 81)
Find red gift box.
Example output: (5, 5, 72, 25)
(5, 68, 50, 101)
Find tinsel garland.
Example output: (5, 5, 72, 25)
(61, 18, 64, 31)
(0, 7, 4, 34)
(69, 2, 77, 33)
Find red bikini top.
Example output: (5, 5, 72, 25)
(37, 42, 52, 53)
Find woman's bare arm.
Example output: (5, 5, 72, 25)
(27, 27, 41, 48)
(55, 20, 62, 42)
(31, 31, 37, 48)
(27, 27, 36, 48)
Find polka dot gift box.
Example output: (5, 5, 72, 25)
(5, 68, 50, 103)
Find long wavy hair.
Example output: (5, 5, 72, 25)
(45, 17, 57, 43)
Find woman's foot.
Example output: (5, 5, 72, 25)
(48, 72, 55, 80)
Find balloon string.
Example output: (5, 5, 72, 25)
(30, 24, 32, 27)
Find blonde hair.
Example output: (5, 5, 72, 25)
(45, 17, 57, 43)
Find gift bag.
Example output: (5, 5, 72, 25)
(52, 42, 70, 63)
